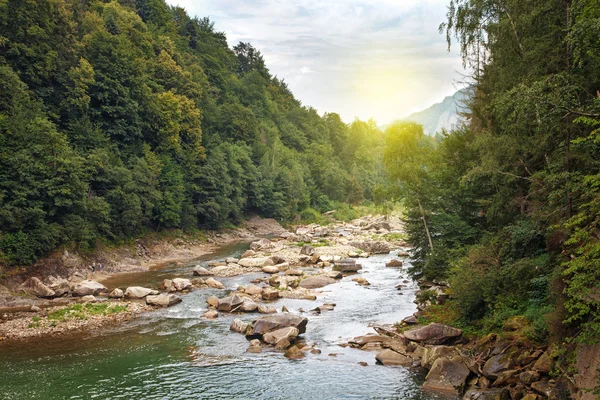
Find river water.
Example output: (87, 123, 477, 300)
(0, 243, 452, 400)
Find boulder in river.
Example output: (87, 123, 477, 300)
(205, 277, 225, 289)
(47, 277, 70, 297)
(250, 238, 273, 251)
(124, 286, 158, 299)
(206, 295, 219, 307)
(386, 259, 403, 268)
(230, 318, 249, 334)
(284, 346, 305, 359)
(247, 314, 308, 337)
(241, 249, 256, 258)
(193, 266, 211, 276)
(81, 295, 97, 302)
(262, 288, 280, 301)
(422, 356, 470, 395)
(73, 280, 107, 297)
(333, 258, 362, 272)
(172, 278, 192, 291)
(240, 299, 258, 312)
(327, 271, 343, 280)
(258, 305, 277, 314)
(108, 288, 124, 298)
(146, 293, 182, 307)
(403, 323, 463, 345)
(262, 266, 279, 274)
(244, 285, 263, 295)
(375, 349, 413, 366)
(239, 257, 275, 268)
(298, 276, 336, 289)
(226, 257, 239, 264)
(263, 327, 299, 346)
(18, 277, 55, 298)
(349, 241, 390, 254)
(203, 310, 218, 319)
(218, 295, 244, 312)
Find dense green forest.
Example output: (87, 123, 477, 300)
(384, 0, 600, 347)
(0, 0, 388, 266)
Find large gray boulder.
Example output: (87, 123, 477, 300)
(172, 278, 192, 291)
(247, 314, 308, 337)
(299, 276, 336, 289)
(18, 277, 55, 298)
(124, 286, 158, 299)
(47, 277, 70, 297)
(403, 323, 463, 345)
(217, 295, 244, 312)
(422, 356, 470, 395)
(146, 293, 182, 307)
(73, 280, 107, 297)
(193, 266, 211, 276)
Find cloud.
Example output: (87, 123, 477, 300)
(166, 0, 468, 124)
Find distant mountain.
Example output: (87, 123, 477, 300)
(404, 88, 472, 136)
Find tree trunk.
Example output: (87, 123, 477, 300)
(418, 198, 434, 251)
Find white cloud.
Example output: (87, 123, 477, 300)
(166, 0, 468, 124)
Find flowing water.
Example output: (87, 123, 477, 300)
(0, 244, 453, 400)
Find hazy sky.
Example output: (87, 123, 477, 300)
(165, 0, 468, 125)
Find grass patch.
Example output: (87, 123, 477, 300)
(48, 303, 128, 322)
(294, 239, 330, 248)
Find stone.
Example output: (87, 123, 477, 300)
(285, 269, 302, 276)
(108, 288, 124, 298)
(30, 305, 42, 312)
(519, 370, 540, 386)
(375, 349, 413, 366)
(239, 257, 275, 268)
(262, 266, 279, 274)
(263, 327, 300, 346)
(403, 323, 463, 345)
(258, 305, 277, 314)
(275, 262, 290, 272)
(327, 271, 343, 279)
(172, 278, 192, 291)
(284, 346, 305, 359)
(244, 285, 263, 295)
(262, 288, 280, 301)
(146, 293, 182, 307)
(299, 276, 336, 289)
(125, 286, 158, 299)
(421, 346, 459, 369)
(300, 244, 315, 256)
(193, 266, 211, 276)
(349, 241, 390, 254)
(493, 370, 520, 387)
(248, 314, 309, 336)
(208, 261, 227, 268)
(462, 387, 510, 400)
(333, 258, 362, 272)
(296, 227, 311, 235)
(310, 254, 321, 264)
(206, 295, 219, 307)
(205, 277, 225, 289)
(73, 280, 107, 297)
(79, 295, 96, 302)
(47, 277, 70, 297)
(240, 300, 258, 312)
(275, 339, 291, 350)
(482, 353, 516, 379)
(402, 315, 418, 325)
(423, 356, 471, 395)
(247, 345, 262, 353)
(241, 250, 256, 258)
(386, 259, 403, 268)
(217, 295, 244, 312)
(160, 279, 175, 292)
(226, 257, 239, 264)
(203, 310, 218, 319)
(521, 395, 539, 400)
(530, 380, 553, 398)
(532, 352, 551, 372)
(352, 277, 370, 286)
(250, 238, 272, 251)
(18, 277, 55, 298)
(229, 318, 249, 334)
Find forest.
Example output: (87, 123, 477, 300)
(0, 0, 387, 266)
(385, 0, 600, 351)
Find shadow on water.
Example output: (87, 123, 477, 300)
(0, 244, 456, 400)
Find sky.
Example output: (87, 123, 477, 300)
(165, 0, 468, 125)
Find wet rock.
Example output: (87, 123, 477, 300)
(105, 288, 124, 299)
(327, 271, 343, 279)
(386, 259, 403, 268)
(205, 277, 225, 289)
(258, 305, 277, 314)
(482, 353, 516, 379)
(240, 300, 258, 312)
(248, 344, 262, 353)
(193, 266, 211, 276)
(299, 276, 336, 289)
(375, 349, 413, 366)
(284, 346, 305, 359)
(352, 277, 370, 286)
(230, 318, 249, 334)
(217, 295, 244, 312)
(239, 257, 275, 268)
(146, 293, 182, 307)
(244, 285, 263, 295)
(208, 261, 227, 268)
(333, 258, 362, 272)
(172, 278, 192, 291)
(124, 286, 158, 299)
(206, 295, 219, 307)
(281, 306, 289, 313)
(203, 310, 218, 319)
(462, 387, 510, 400)
(160, 279, 175, 292)
(263, 327, 299, 346)
(300, 244, 315, 256)
(423, 356, 471, 395)
(404, 323, 463, 345)
(248, 314, 308, 336)
(73, 280, 107, 297)
(262, 288, 280, 301)
(18, 277, 55, 298)
(262, 266, 279, 274)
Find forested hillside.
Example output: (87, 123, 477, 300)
(385, 0, 600, 349)
(0, 0, 387, 266)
